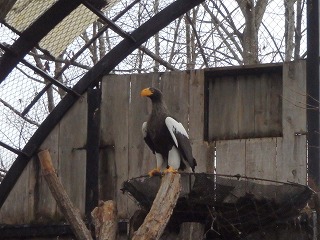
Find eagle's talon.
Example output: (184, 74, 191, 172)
(164, 166, 178, 174)
(148, 168, 161, 177)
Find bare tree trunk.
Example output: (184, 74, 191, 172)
(294, 0, 303, 59)
(154, 0, 160, 72)
(31, 49, 55, 112)
(240, 0, 259, 64)
(284, 0, 296, 61)
(168, 16, 183, 64)
(54, 51, 66, 99)
(237, 0, 268, 64)
(185, 13, 192, 70)
(97, 21, 106, 59)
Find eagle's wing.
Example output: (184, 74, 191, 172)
(142, 122, 156, 154)
(165, 117, 197, 172)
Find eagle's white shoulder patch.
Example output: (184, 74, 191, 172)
(165, 117, 189, 147)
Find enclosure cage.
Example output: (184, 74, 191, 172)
(0, 0, 319, 239)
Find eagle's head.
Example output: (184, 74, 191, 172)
(140, 87, 163, 101)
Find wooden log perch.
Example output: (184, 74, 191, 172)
(91, 200, 118, 240)
(132, 173, 181, 240)
(37, 149, 93, 240)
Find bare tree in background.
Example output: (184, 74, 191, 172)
(0, 0, 307, 170)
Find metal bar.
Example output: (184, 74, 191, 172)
(54, 0, 141, 80)
(82, 0, 136, 42)
(0, 42, 81, 116)
(21, 84, 52, 116)
(307, 0, 320, 186)
(21, 59, 82, 97)
(85, 88, 101, 222)
(0, 141, 27, 157)
(0, 0, 82, 84)
(17, 0, 141, 117)
(1, 20, 62, 62)
(0, 0, 205, 210)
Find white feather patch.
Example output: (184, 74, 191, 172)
(168, 146, 181, 170)
(142, 122, 147, 138)
(155, 153, 165, 170)
(165, 117, 189, 147)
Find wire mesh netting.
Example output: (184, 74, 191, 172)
(122, 173, 313, 239)
(0, 0, 314, 239)
(0, 0, 308, 175)
(0, 0, 308, 183)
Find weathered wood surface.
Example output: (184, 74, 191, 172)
(0, 159, 36, 224)
(58, 93, 87, 217)
(189, 70, 215, 173)
(101, 75, 130, 219)
(0, 61, 307, 230)
(277, 61, 307, 183)
(38, 149, 92, 240)
(132, 173, 181, 240)
(91, 200, 118, 240)
(215, 61, 306, 185)
(207, 68, 282, 141)
(0, 94, 87, 224)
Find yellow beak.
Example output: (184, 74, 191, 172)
(140, 88, 153, 97)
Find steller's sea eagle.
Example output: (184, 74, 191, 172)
(141, 87, 197, 176)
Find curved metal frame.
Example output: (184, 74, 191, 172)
(0, 0, 205, 208)
(0, 0, 82, 83)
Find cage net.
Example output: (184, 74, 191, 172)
(0, 0, 307, 179)
(122, 173, 313, 239)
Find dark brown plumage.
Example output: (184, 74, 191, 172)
(141, 87, 197, 175)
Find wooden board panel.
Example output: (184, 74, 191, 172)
(0, 159, 36, 224)
(245, 138, 277, 181)
(58, 93, 87, 217)
(36, 123, 60, 222)
(215, 139, 246, 176)
(189, 70, 205, 141)
(207, 70, 282, 141)
(129, 73, 160, 178)
(254, 73, 282, 136)
(277, 60, 307, 184)
(237, 75, 255, 138)
(282, 60, 306, 136)
(276, 135, 307, 184)
(100, 75, 130, 219)
(127, 73, 160, 217)
(160, 71, 190, 128)
(208, 76, 239, 140)
(189, 70, 214, 173)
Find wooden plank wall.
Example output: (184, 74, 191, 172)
(100, 70, 212, 219)
(0, 61, 307, 226)
(0, 93, 87, 224)
(207, 69, 283, 140)
(215, 61, 307, 184)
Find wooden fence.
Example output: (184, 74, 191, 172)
(0, 61, 307, 227)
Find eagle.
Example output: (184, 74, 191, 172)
(141, 87, 197, 176)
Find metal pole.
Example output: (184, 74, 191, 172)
(307, 0, 320, 185)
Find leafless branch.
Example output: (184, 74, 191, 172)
(0, 98, 40, 126)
